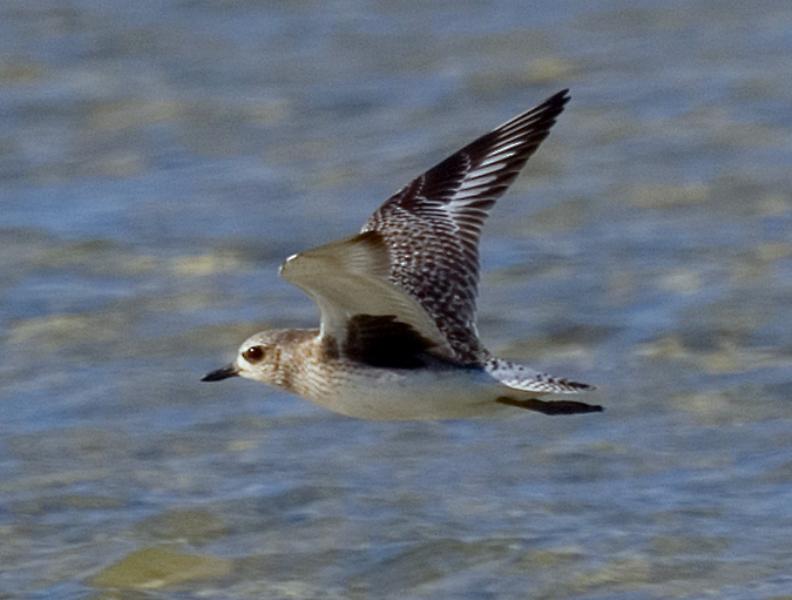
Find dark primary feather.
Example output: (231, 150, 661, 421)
(362, 90, 571, 363)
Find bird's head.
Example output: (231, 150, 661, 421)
(201, 330, 282, 385)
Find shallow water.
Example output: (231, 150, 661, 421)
(2, 1, 792, 598)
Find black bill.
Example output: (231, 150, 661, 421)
(201, 363, 239, 382)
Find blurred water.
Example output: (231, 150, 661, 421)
(2, 1, 792, 598)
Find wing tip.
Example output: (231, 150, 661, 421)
(534, 88, 572, 122)
(278, 253, 298, 277)
(555, 88, 571, 102)
(545, 88, 571, 108)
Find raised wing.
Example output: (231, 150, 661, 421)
(363, 90, 570, 363)
(279, 231, 456, 364)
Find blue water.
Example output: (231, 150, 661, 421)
(2, 1, 792, 598)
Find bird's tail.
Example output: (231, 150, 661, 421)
(486, 357, 602, 415)
(485, 357, 595, 395)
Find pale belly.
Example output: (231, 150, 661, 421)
(301, 363, 526, 420)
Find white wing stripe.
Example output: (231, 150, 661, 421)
(497, 115, 543, 136)
(479, 151, 516, 167)
(451, 189, 489, 200)
(458, 174, 498, 190)
(498, 108, 547, 130)
(494, 130, 543, 147)
(466, 163, 509, 179)
(487, 139, 524, 155)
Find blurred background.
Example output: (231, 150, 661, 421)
(2, 1, 791, 598)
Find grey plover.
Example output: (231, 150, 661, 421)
(203, 89, 601, 420)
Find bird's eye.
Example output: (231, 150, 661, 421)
(243, 345, 265, 363)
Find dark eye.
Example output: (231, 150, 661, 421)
(243, 346, 265, 363)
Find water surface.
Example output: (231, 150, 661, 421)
(2, 1, 792, 598)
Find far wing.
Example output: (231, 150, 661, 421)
(363, 90, 570, 362)
(279, 230, 455, 362)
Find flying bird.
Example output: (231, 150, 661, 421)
(203, 89, 601, 420)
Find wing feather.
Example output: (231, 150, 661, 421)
(279, 231, 455, 360)
(363, 90, 571, 362)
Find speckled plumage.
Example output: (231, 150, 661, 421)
(203, 90, 602, 420)
(362, 91, 572, 363)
